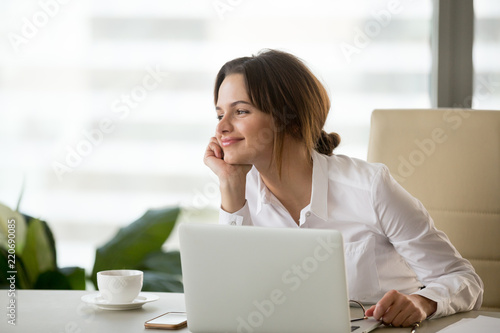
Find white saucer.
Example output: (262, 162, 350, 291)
(81, 292, 159, 310)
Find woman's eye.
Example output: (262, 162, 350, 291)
(216, 114, 224, 121)
(236, 109, 249, 115)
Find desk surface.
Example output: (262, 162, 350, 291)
(1, 290, 499, 333)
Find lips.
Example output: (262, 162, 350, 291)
(220, 137, 244, 147)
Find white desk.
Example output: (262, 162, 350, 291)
(1, 290, 499, 333)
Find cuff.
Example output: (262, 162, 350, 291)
(219, 200, 251, 226)
(412, 289, 444, 319)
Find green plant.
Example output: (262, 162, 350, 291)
(90, 206, 183, 292)
(0, 202, 86, 290)
(1, 201, 183, 292)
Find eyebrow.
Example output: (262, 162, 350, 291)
(215, 100, 252, 111)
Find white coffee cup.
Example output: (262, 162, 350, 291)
(97, 270, 143, 304)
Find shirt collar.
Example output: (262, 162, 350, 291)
(256, 172, 265, 214)
(309, 150, 329, 221)
(254, 151, 329, 222)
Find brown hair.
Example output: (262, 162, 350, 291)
(214, 49, 340, 174)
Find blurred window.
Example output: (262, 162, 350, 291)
(473, 0, 500, 109)
(0, 0, 433, 270)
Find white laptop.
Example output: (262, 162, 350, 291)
(179, 224, 381, 333)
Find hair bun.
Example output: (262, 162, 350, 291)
(315, 130, 341, 155)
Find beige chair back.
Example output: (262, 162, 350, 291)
(367, 109, 500, 311)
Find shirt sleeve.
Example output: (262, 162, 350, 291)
(371, 166, 484, 318)
(219, 200, 254, 226)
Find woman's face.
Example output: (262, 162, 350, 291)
(215, 74, 274, 167)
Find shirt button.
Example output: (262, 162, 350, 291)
(305, 212, 311, 217)
(230, 221, 236, 225)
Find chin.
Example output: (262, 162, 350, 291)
(222, 153, 248, 165)
(223, 156, 243, 165)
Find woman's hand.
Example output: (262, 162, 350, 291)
(204, 137, 252, 213)
(365, 290, 437, 327)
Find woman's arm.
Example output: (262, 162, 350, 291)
(368, 166, 483, 324)
(204, 136, 251, 214)
(365, 290, 436, 327)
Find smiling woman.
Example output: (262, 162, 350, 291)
(205, 50, 343, 220)
(203, 49, 483, 328)
(215, 75, 275, 166)
(0, 0, 435, 285)
(212, 50, 340, 176)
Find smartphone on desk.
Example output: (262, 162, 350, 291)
(145, 312, 187, 330)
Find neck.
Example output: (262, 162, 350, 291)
(256, 141, 313, 220)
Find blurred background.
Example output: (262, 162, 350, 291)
(0, 0, 498, 275)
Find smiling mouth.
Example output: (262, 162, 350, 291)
(221, 138, 243, 147)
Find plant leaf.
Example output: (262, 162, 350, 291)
(91, 206, 180, 287)
(30, 215, 58, 267)
(0, 249, 12, 289)
(140, 250, 182, 276)
(142, 271, 183, 293)
(59, 266, 86, 290)
(13, 254, 31, 289)
(19, 218, 57, 287)
(0, 202, 27, 253)
(34, 270, 71, 289)
(0, 248, 31, 289)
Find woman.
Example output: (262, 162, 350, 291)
(204, 49, 483, 328)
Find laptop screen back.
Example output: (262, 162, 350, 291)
(179, 224, 351, 333)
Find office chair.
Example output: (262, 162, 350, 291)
(367, 109, 500, 311)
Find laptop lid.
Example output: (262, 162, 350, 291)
(179, 224, 378, 333)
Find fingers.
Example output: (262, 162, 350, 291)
(205, 137, 223, 160)
(203, 137, 226, 177)
(364, 305, 376, 317)
(368, 290, 426, 327)
(204, 136, 252, 183)
(389, 303, 415, 327)
(370, 290, 399, 321)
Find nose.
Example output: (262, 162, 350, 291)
(216, 114, 232, 135)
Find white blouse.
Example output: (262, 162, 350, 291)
(219, 150, 483, 318)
